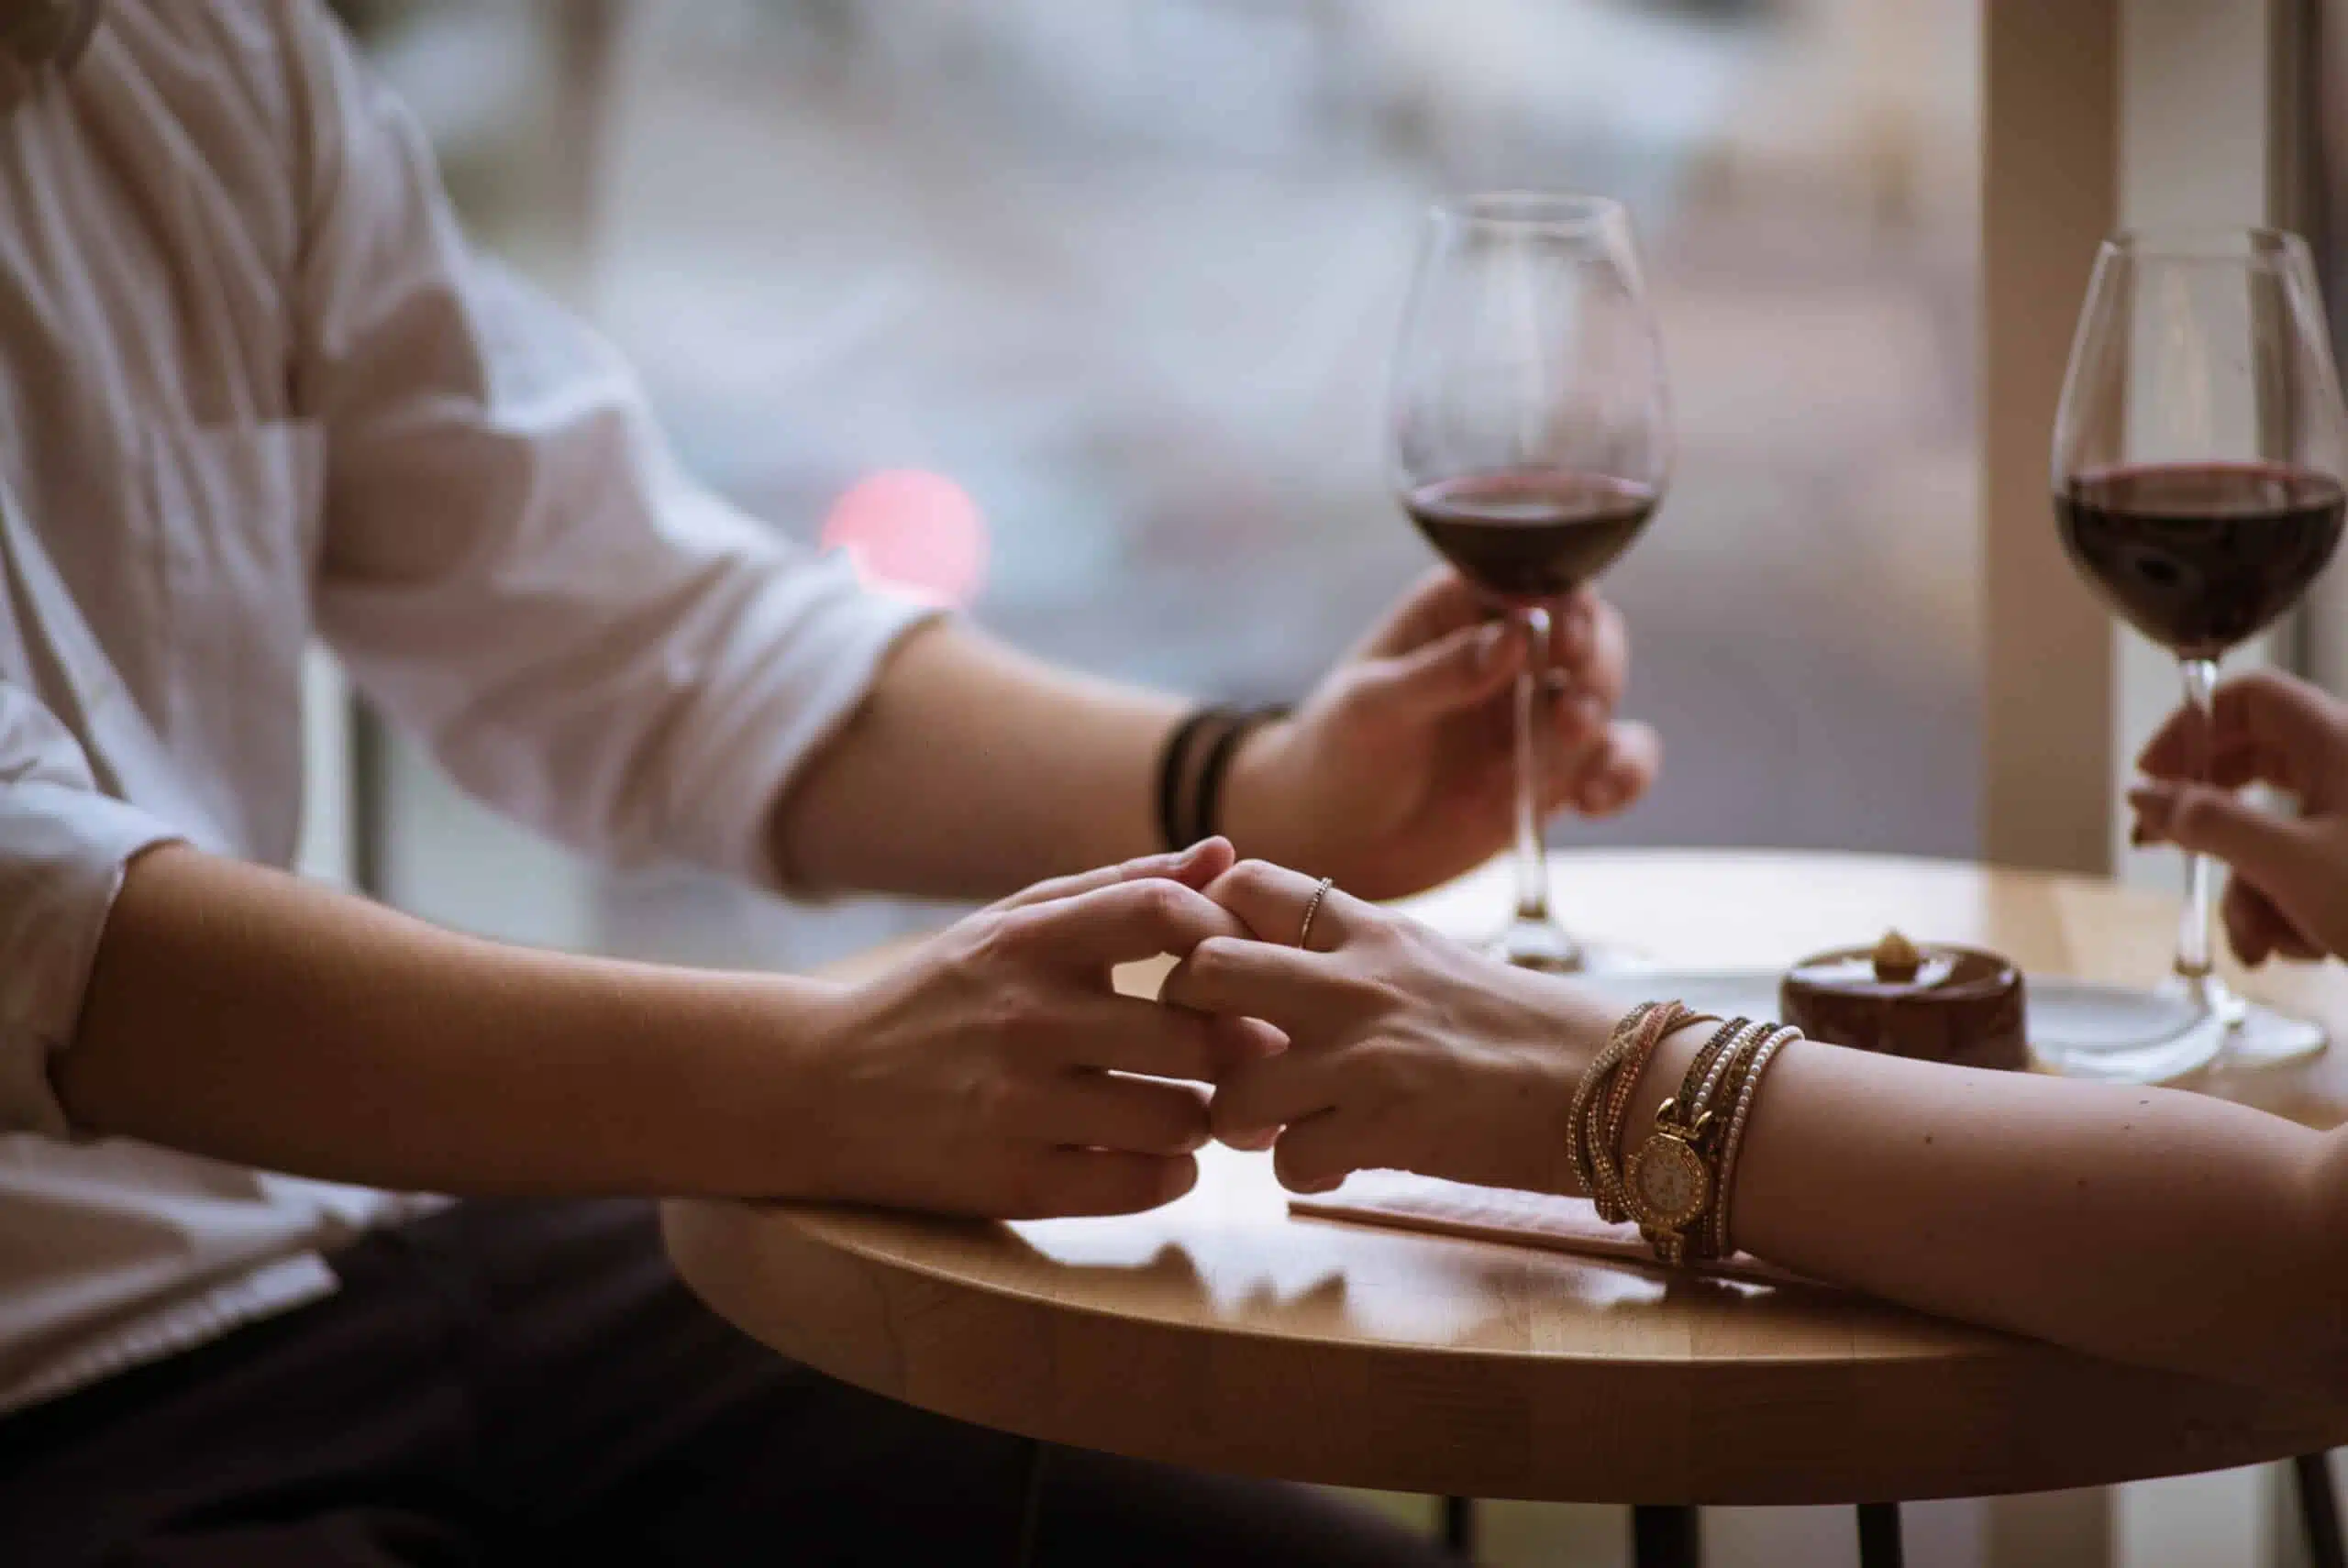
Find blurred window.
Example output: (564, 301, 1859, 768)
(346, 0, 1979, 965)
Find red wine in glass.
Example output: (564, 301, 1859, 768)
(1404, 469, 1659, 603)
(1390, 191, 1668, 973)
(2055, 461, 2346, 658)
(2046, 226, 2348, 1080)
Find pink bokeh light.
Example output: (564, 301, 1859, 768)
(819, 469, 989, 608)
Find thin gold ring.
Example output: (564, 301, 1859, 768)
(1296, 876, 1336, 951)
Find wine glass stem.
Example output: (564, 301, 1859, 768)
(2174, 657, 2220, 981)
(1511, 604, 1552, 922)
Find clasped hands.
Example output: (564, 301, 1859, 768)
(802, 835, 1614, 1221)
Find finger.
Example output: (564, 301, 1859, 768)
(1202, 857, 1377, 952)
(990, 838, 1235, 914)
(2136, 668, 2342, 792)
(1549, 587, 1600, 668)
(1554, 722, 1661, 818)
(1338, 619, 1520, 723)
(1205, 1020, 1290, 1150)
(1272, 1110, 1369, 1195)
(2127, 782, 2323, 900)
(1005, 877, 1248, 967)
(1024, 1074, 1211, 1156)
(1008, 1149, 1199, 1219)
(1160, 935, 1363, 1035)
(1218, 1121, 1279, 1154)
(1045, 992, 1231, 1081)
(2223, 877, 2325, 965)
(2222, 876, 2277, 967)
(1551, 593, 1628, 712)
(1549, 684, 1610, 755)
(1358, 567, 1488, 659)
(1211, 1054, 1342, 1147)
(1204, 1013, 1287, 1078)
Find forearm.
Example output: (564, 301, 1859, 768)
(1621, 1025, 2348, 1391)
(60, 845, 843, 1198)
(775, 621, 1191, 899)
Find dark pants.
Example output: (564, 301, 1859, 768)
(0, 1199, 1445, 1566)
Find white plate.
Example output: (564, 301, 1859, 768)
(1565, 967, 2202, 1076)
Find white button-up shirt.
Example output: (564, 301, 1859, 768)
(0, 0, 928, 1415)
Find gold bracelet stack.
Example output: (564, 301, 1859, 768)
(1568, 1001, 1802, 1268)
(1566, 1001, 1710, 1223)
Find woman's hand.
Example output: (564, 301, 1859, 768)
(1223, 570, 1659, 901)
(800, 840, 1255, 1218)
(1159, 859, 1619, 1195)
(2130, 668, 2348, 966)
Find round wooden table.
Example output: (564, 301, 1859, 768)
(665, 851, 2348, 1563)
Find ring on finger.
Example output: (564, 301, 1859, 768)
(1296, 876, 1336, 952)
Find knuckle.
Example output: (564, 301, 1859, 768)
(963, 909, 1027, 964)
(1336, 961, 1405, 1014)
(975, 981, 1046, 1045)
(1134, 878, 1186, 926)
(959, 1066, 1023, 1129)
(2170, 792, 2219, 837)
(1149, 1092, 1211, 1152)
(1000, 1158, 1053, 1220)
(1185, 936, 1242, 985)
(1229, 859, 1281, 896)
(1327, 666, 1384, 712)
(1362, 917, 1412, 961)
(1357, 1037, 1429, 1098)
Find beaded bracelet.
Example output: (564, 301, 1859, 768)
(1704, 1025, 1800, 1260)
(1568, 1001, 1713, 1223)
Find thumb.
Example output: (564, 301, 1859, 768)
(1342, 620, 1519, 723)
(2130, 782, 2320, 894)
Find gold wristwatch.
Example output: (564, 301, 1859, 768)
(1623, 1095, 1716, 1266)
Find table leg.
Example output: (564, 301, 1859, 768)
(1011, 1438, 1049, 1568)
(2298, 1452, 2345, 1568)
(1856, 1502, 1904, 1568)
(1443, 1496, 1477, 1559)
(1631, 1505, 1700, 1568)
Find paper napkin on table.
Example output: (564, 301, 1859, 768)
(1289, 1170, 1823, 1290)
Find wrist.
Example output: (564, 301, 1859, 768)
(1619, 1021, 1710, 1175)
(1508, 977, 1623, 1197)
(696, 972, 858, 1199)
(1218, 717, 1307, 862)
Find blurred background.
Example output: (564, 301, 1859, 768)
(326, 0, 1982, 977)
(305, 6, 2348, 1564)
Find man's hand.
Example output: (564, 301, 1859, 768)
(796, 840, 1258, 1218)
(1223, 570, 1657, 900)
(2130, 668, 2348, 966)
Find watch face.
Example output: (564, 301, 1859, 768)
(1628, 1137, 1710, 1229)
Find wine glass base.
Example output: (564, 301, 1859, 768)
(2211, 998, 2329, 1071)
(1486, 915, 1652, 975)
(2035, 973, 2326, 1083)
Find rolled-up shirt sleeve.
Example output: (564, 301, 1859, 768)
(0, 683, 183, 1136)
(287, 7, 933, 889)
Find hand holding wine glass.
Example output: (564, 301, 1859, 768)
(1389, 192, 1670, 972)
(2048, 226, 2348, 1079)
(2130, 668, 2348, 967)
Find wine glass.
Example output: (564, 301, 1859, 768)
(1388, 193, 1670, 972)
(2046, 226, 2348, 1080)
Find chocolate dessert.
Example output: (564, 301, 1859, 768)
(1780, 931, 2030, 1071)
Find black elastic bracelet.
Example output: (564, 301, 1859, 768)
(1156, 708, 1227, 853)
(1191, 705, 1290, 848)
